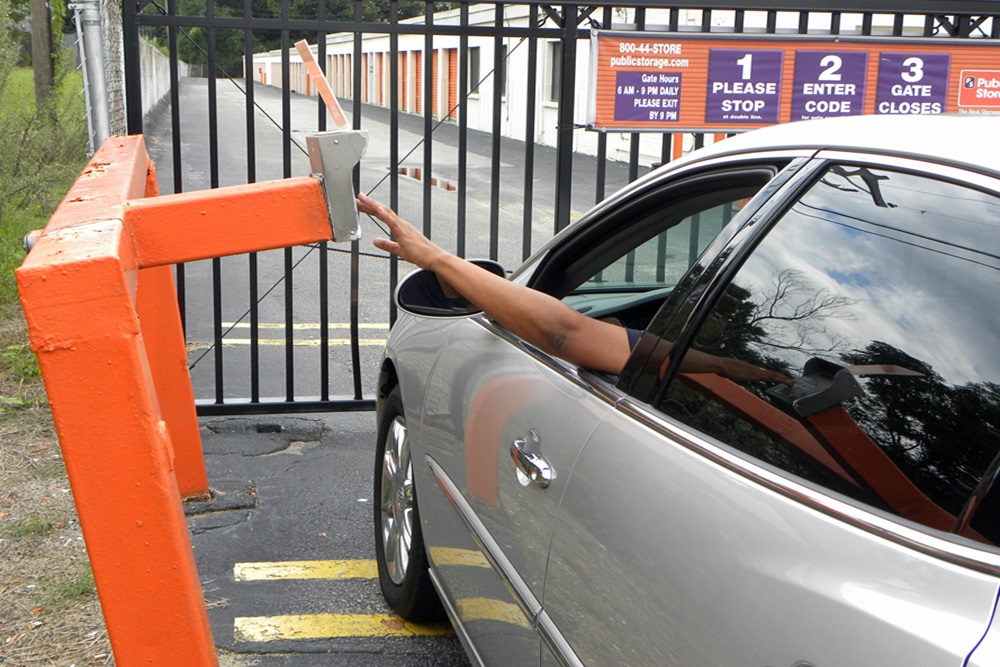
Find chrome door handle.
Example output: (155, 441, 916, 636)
(510, 429, 554, 488)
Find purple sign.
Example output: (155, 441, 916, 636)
(613, 71, 682, 123)
(875, 53, 950, 115)
(791, 51, 868, 120)
(705, 49, 783, 124)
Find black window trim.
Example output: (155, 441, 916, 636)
(617, 157, 823, 402)
(528, 163, 788, 300)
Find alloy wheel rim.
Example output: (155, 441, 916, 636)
(379, 416, 413, 585)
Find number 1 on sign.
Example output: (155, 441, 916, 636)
(737, 53, 753, 80)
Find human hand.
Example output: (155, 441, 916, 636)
(357, 193, 448, 270)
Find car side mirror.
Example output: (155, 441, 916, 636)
(394, 259, 506, 317)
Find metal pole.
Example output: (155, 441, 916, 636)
(71, 6, 96, 152)
(76, 0, 111, 144)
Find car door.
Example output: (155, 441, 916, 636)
(415, 157, 795, 666)
(416, 322, 615, 665)
(544, 156, 1000, 665)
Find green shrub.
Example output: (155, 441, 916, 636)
(0, 0, 88, 309)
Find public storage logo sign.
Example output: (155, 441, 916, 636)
(959, 70, 1000, 108)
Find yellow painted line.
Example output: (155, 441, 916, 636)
(188, 338, 386, 349)
(222, 322, 390, 330)
(234, 613, 453, 641)
(234, 560, 378, 582)
(456, 598, 531, 628)
(428, 547, 491, 569)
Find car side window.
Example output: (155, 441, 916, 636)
(656, 164, 1000, 545)
(571, 198, 745, 293)
(537, 167, 783, 332)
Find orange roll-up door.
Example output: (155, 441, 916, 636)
(446, 48, 457, 121)
(415, 51, 422, 113)
(401, 52, 408, 111)
(431, 50, 439, 118)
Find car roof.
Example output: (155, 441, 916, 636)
(682, 114, 1000, 175)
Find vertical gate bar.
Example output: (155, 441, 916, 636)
(893, 12, 904, 35)
(993, 14, 999, 38)
(423, 1, 435, 239)
(553, 3, 577, 232)
(627, 7, 643, 185)
(166, 0, 187, 335)
(958, 14, 971, 37)
(923, 14, 936, 36)
(627, 135, 639, 182)
(488, 2, 503, 260)
(244, 0, 260, 402)
(318, 0, 330, 401)
(655, 132, 671, 284)
(594, 130, 606, 203)
(594, 7, 612, 207)
(666, 1, 680, 213)
(389, 0, 400, 323)
(862, 12, 873, 35)
(351, 0, 363, 400)
(734, 8, 744, 32)
(167, 0, 182, 197)
(831, 11, 841, 35)
(122, 0, 143, 133)
(281, 0, 295, 402)
(798, 10, 808, 34)
(522, 4, 538, 261)
(457, 1, 469, 259)
(208, 0, 225, 404)
(660, 134, 672, 167)
(766, 10, 776, 33)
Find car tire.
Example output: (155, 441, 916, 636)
(374, 387, 444, 621)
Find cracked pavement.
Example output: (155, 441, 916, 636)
(189, 413, 470, 667)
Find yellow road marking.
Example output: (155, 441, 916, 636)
(456, 598, 531, 628)
(187, 338, 386, 350)
(234, 560, 378, 582)
(222, 322, 390, 330)
(428, 547, 491, 569)
(234, 614, 452, 641)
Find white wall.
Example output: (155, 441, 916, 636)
(139, 37, 191, 118)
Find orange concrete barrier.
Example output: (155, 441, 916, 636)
(16, 135, 334, 665)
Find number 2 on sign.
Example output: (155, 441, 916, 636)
(818, 55, 843, 81)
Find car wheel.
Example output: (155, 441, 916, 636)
(374, 387, 443, 621)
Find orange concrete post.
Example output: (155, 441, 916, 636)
(16, 135, 335, 665)
(135, 161, 210, 499)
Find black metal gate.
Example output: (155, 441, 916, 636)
(120, 0, 999, 415)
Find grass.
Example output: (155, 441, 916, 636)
(0, 68, 88, 308)
(3, 514, 57, 538)
(42, 566, 97, 607)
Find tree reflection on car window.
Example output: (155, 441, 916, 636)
(658, 165, 1000, 546)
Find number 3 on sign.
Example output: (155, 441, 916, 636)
(901, 57, 924, 83)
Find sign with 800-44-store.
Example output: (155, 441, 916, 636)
(588, 31, 999, 132)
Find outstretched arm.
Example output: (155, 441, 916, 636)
(360, 193, 793, 385)
(359, 194, 632, 374)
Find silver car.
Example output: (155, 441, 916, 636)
(373, 115, 1000, 667)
